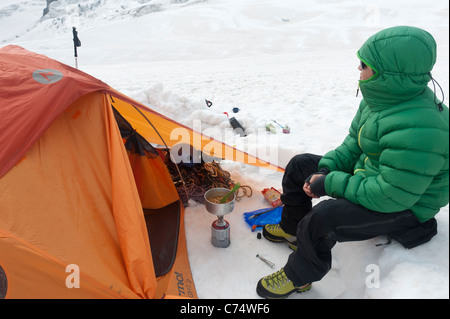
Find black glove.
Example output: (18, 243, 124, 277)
(304, 168, 329, 197)
(310, 175, 327, 197)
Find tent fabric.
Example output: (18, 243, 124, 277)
(0, 45, 284, 178)
(109, 91, 285, 172)
(0, 92, 156, 298)
(0, 45, 108, 179)
(0, 44, 282, 299)
(121, 123, 179, 210)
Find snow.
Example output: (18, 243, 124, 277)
(1, 0, 448, 299)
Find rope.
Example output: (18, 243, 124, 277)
(125, 101, 253, 204)
(168, 160, 253, 204)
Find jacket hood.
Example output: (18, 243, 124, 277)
(357, 26, 437, 110)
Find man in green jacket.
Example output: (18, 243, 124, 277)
(256, 26, 449, 299)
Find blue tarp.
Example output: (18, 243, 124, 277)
(243, 206, 283, 231)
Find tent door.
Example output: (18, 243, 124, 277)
(143, 201, 181, 277)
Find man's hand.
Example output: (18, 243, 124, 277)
(303, 174, 324, 198)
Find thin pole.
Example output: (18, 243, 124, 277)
(72, 27, 81, 69)
(130, 104, 190, 201)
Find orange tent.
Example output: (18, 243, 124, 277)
(0, 45, 283, 299)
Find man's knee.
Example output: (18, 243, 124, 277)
(307, 199, 337, 220)
(295, 201, 337, 258)
(287, 153, 321, 168)
(297, 200, 335, 238)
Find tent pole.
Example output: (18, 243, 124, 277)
(130, 104, 190, 201)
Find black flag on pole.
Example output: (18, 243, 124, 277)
(72, 27, 81, 69)
(72, 27, 81, 54)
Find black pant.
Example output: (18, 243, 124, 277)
(279, 154, 423, 286)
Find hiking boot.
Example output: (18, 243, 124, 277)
(263, 223, 297, 250)
(256, 268, 311, 299)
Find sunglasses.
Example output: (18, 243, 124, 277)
(360, 61, 368, 69)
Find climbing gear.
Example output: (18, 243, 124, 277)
(166, 158, 252, 205)
(256, 254, 275, 268)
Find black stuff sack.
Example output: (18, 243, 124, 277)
(390, 218, 438, 249)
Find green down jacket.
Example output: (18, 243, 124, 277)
(318, 26, 449, 222)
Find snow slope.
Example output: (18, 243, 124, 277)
(1, 0, 448, 299)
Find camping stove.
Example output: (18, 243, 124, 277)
(204, 188, 235, 248)
(211, 216, 230, 248)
